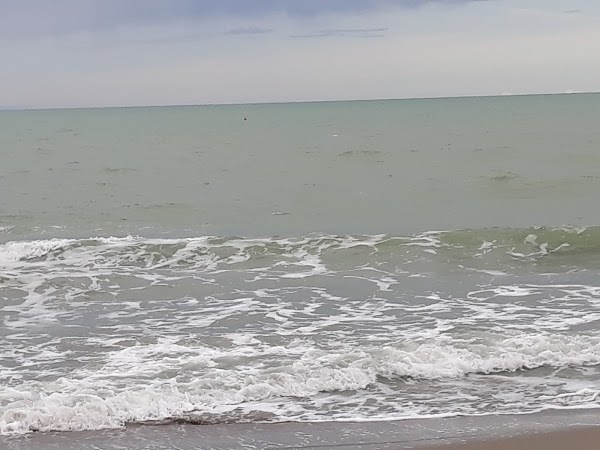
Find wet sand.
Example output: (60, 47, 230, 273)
(2, 409, 600, 449)
(422, 427, 600, 450)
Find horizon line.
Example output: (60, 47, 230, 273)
(1, 90, 598, 112)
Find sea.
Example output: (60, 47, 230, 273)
(2, 93, 600, 437)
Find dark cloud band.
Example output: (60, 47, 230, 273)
(0, 0, 482, 38)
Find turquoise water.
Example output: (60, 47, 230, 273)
(2, 94, 600, 435)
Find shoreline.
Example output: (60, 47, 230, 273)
(3, 409, 600, 449)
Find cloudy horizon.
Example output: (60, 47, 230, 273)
(1, 0, 599, 109)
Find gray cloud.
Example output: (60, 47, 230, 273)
(0, 0, 483, 39)
(291, 27, 390, 38)
(225, 27, 274, 36)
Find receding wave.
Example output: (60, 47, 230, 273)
(3, 333, 600, 435)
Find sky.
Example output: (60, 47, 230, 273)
(1, 0, 599, 108)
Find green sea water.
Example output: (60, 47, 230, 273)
(3, 94, 600, 436)
(1, 93, 599, 240)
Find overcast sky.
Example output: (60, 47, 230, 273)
(1, 0, 599, 108)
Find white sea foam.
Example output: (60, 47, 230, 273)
(3, 332, 600, 435)
(3, 231, 600, 435)
(0, 238, 75, 264)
